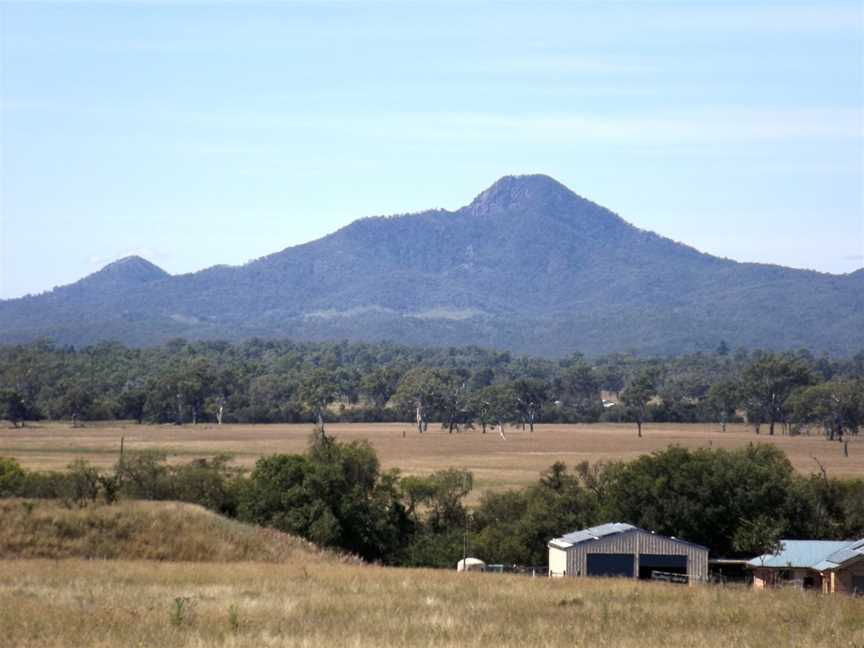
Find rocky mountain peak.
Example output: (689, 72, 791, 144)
(466, 174, 579, 216)
(87, 256, 169, 284)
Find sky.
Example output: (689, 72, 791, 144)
(1, 0, 862, 299)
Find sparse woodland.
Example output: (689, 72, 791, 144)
(0, 339, 862, 441)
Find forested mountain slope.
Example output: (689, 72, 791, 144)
(2, 175, 861, 356)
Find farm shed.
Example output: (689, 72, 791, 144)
(749, 538, 864, 594)
(548, 523, 708, 583)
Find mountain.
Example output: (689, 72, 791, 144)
(1, 175, 862, 356)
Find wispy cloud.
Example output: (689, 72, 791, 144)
(7, 100, 861, 145)
(366, 108, 864, 144)
(639, 3, 863, 34)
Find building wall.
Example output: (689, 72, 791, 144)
(549, 546, 568, 577)
(752, 569, 769, 590)
(559, 530, 709, 581)
(753, 567, 821, 590)
(835, 562, 864, 594)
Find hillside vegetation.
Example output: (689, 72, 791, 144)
(0, 499, 342, 563)
(1, 175, 861, 355)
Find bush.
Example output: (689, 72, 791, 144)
(116, 451, 173, 500)
(238, 436, 413, 562)
(171, 455, 243, 516)
(0, 457, 25, 496)
(64, 459, 101, 506)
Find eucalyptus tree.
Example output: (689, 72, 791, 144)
(621, 370, 658, 438)
(742, 354, 814, 435)
(393, 368, 447, 433)
(707, 380, 740, 432)
(0, 389, 28, 427)
(788, 380, 863, 441)
(555, 362, 601, 419)
(513, 378, 546, 432)
(58, 381, 95, 427)
(297, 368, 338, 434)
(359, 366, 401, 413)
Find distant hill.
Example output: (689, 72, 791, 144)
(1, 175, 861, 356)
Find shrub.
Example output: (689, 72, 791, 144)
(64, 459, 101, 506)
(0, 457, 26, 496)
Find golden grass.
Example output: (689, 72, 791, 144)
(2, 422, 861, 496)
(1, 558, 862, 647)
(0, 499, 346, 564)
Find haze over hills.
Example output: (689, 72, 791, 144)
(1, 175, 861, 356)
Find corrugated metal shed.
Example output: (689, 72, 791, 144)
(747, 540, 853, 569)
(548, 523, 709, 582)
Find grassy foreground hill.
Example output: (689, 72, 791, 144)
(1, 501, 863, 647)
(0, 499, 343, 563)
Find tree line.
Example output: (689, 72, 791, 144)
(1, 338, 862, 440)
(1, 439, 862, 567)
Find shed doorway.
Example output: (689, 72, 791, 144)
(638, 554, 688, 580)
(586, 554, 634, 578)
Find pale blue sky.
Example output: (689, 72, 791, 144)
(1, 1, 862, 299)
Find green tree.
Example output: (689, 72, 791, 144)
(732, 516, 785, 565)
(471, 461, 599, 565)
(0, 389, 28, 427)
(400, 468, 473, 567)
(58, 381, 95, 427)
(555, 362, 601, 420)
(513, 378, 546, 432)
(600, 445, 799, 556)
(238, 437, 411, 562)
(479, 382, 519, 435)
(393, 369, 447, 433)
(118, 385, 147, 423)
(297, 368, 338, 434)
(359, 366, 401, 412)
(437, 369, 471, 433)
(176, 358, 217, 425)
(742, 354, 814, 435)
(621, 370, 657, 437)
(788, 380, 863, 441)
(707, 380, 740, 432)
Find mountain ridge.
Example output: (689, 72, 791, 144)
(1, 175, 861, 356)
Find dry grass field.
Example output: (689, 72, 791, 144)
(4, 559, 864, 648)
(1, 502, 863, 648)
(2, 421, 861, 495)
